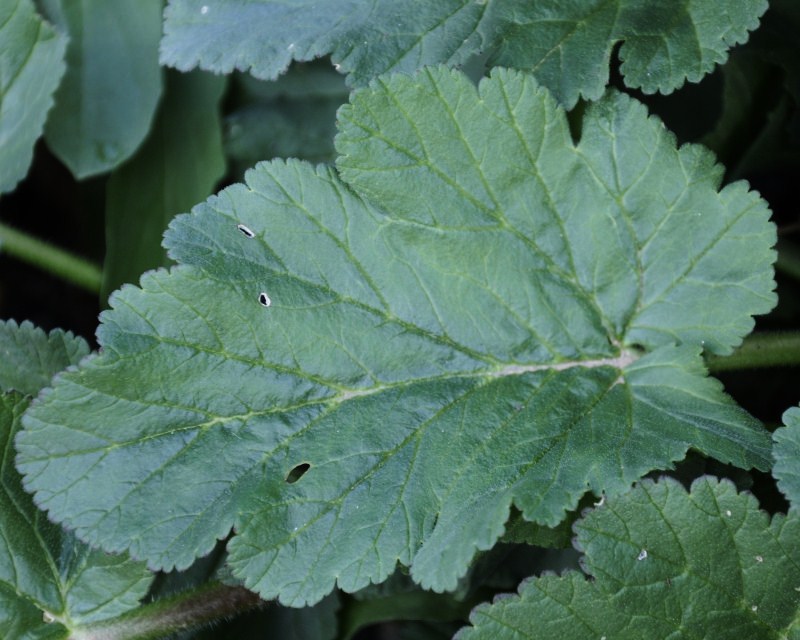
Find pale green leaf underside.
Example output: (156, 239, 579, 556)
(0, 0, 66, 195)
(40, 0, 163, 178)
(774, 407, 800, 509)
(1, 323, 151, 639)
(0, 319, 89, 396)
(160, 0, 767, 106)
(18, 68, 775, 607)
(458, 476, 800, 640)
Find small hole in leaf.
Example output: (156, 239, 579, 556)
(286, 463, 311, 484)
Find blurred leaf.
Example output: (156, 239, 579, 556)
(41, 0, 163, 178)
(459, 476, 800, 639)
(103, 69, 227, 298)
(184, 592, 339, 640)
(224, 63, 347, 178)
(0, 319, 89, 395)
(0, 0, 66, 194)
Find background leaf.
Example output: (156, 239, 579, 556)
(40, 0, 164, 178)
(223, 62, 347, 180)
(160, 0, 767, 107)
(457, 476, 800, 640)
(0, 0, 66, 195)
(773, 407, 800, 508)
(0, 319, 89, 396)
(103, 69, 227, 299)
(0, 323, 152, 639)
(17, 68, 776, 608)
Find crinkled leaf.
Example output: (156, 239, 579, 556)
(103, 69, 227, 299)
(0, 319, 89, 395)
(774, 407, 800, 508)
(1, 399, 151, 637)
(160, 0, 767, 106)
(458, 476, 800, 640)
(17, 68, 776, 607)
(40, 0, 163, 178)
(0, 0, 66, 194)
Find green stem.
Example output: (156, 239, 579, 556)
(0, 222, 102, 294)
(705, 331, 800, 372)
(68, 582, 264, 640)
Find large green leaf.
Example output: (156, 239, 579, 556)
(160, 0, 767, 106)
(17, 68, 776, 607)
(458, 476, 800, 639)
(103, 69, 227, 299)
(40, 0, 163, 178)
(0, 321, 152, 639)
(0, 0, 66, 195)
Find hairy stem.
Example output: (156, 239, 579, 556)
(68, 582, 265, 640)
(705, 331, 800, 372)
(0, 222, 102, 294)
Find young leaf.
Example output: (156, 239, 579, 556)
(17, 67, 776, 607)
(40, 0, 163, 178)
(0, 319, 89, 396)
(457, 476, 800, 640)
(0, 0, 66, 194)
(160, 0, 767, 106)
(773, 407, 800, 507)
(0, 322, 152, 638)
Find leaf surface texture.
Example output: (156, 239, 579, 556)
(0, 324, 151, 639)
(161, 0, 767, 106)
(458, 476, 800, 640)
(18, 68, 776, 606)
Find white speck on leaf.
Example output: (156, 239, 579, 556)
(751, 605, 758, 612)
(43, 611, 55, 623)
(726, 509, 732, 517)
(200, 5, 209, 14)
(755, 555, 763, 562)
(334, 63, 341, 71)
(594, 494, 605, 507)
(637, 549, 648, 561)
(288, 42, 295, 51)
(237, 224, 255, 238)
(259, 292, 272, 307)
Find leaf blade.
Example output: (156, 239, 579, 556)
(17, 68, 775, 607)
(0, 0, 66, 194)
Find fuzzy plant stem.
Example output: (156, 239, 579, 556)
(0, 222, 102, 294)
(705, 331, 800, 372)
(68, 582, 264, 640)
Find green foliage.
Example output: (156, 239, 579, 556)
(160, 0, 767, 106)
(0, 323, 152, 640)
(39, 0, 164, 178)
(0, 1, 797, 639)
(103, 69, 227, 298)
(0, 0, 66, 194)
(459, 476, 800, 639)
(773, 408, 800, 507)
(16, 67, 775, 608)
